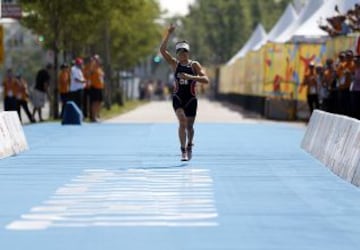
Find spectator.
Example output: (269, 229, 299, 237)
(340, 17, 352, 35)
(146, 80, 154, 100)
(349, 4, 360, 31)
(315, 64, 327, 111)
(331, 52, 346, 113)
(155, 79, 165, 100)
(346, 9, 359, 32)
(350, 55, 360, 119)
(321, 16, 344, 36)
(58, 63, 70, 118)
(69, 57, 86, 112)
(139, 80, 146, 100)
(356, 4, 360, 22)
(2, 68, 18, 111)
(16, 73, 35, 123)
(322, 58, 337, 113)
(319, 3, 360, 36)
(299, 62, 319, 114)
(336, 50, 354, 115)
(32, 64, 52, 122)
(89, 54, 105, 122)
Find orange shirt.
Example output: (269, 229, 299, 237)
(16, 78, 30, 101)
(345, 60, 356, 73)
(302, 71, 317, 95)
(3, 77, 19, 98)
(90, 66, 104, 89)
(336, 61, 346, 75)
(83, 63, 93, 89)
(323, 68, 336, 90)
(58, 69, 70, 94)
(337, 61, 353, 90)
(344, 61, 355, 89)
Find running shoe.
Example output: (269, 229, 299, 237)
(181, 147, 188, 161)
(186, 143, 193, 160)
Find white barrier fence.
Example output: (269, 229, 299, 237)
(0, 111, 29, 159)
(301, 110, 360, 187)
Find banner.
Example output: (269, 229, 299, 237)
(219, 65, 231, 94)
(234, 58, 245, 94)
(229, 61, 238, 93)
(218, 35, 360, 102)
(264, 43, 298, 99)
(242, 49, 265, 96)
(326, 35, 358, 60)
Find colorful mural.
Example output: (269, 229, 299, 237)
(219, 35, 360, 102)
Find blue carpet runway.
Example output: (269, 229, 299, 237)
(1, 122, 360, 250)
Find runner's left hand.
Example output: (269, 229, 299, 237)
(180, 73, 193, 80)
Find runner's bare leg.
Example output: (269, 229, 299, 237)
(175, 109, 187, 148)
(186, 117, 195, 146)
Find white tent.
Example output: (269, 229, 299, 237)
(291, 0, 359, 42)
(274, 0, 324, 43)
(268, 4, 298, 42)
(226, 24, 267, 65)
(252, 28, 268, 51)
(292, 0, 309, 13)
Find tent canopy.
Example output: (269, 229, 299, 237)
(226, 24, 267, 65)
(274, 0, 324, 43)
(268, 4, 298, 42)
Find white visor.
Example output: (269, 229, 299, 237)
(175, 42, 190, 52)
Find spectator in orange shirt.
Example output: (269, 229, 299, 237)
(322, 58, 337, 113)
(58, 63, 70, 118)
(315, 64, 327, 111)
(345, 50, 356, 72)
(299, 62, 319, 114)
(336, 50, 354, 115)
(2, 68, 18, 111)
(89, 54, 104, 122)
(15, 73, 35, 123)
(350, 55, 360, 119)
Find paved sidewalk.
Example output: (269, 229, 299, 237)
(0, 101, 51, 124)
(106, 99, 303, 126)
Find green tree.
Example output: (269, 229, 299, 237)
(19, 0, 161, 117)
(178, 0, 251, 65)
(109, 0, 161, 68)
(20, 0, 97, 118)
(176, 0, 291, 65)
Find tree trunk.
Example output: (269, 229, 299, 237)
(104, 18, 112, 110)
(52, 45, 59, 119)
(51, 5, 60, 119)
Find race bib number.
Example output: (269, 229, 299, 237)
(177, 73, 189, 85)
(179, 79, 188, 85)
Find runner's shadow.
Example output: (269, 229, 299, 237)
(136, 163, 189, 170)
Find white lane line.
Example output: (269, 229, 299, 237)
(6, 168, 218, 230)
